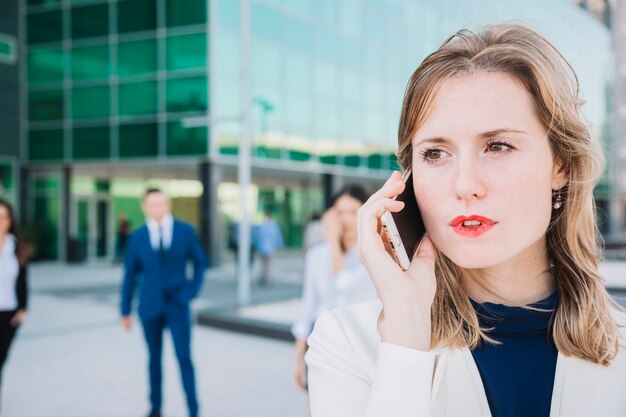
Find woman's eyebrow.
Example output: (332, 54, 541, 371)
(414, 128, 528, 147)
(478, 128, 528, 138)
(413, 137, 449, 147)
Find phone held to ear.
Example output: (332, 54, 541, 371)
(380, 170, 427, 271)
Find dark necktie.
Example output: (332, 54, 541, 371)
(158, 226, 164, 254)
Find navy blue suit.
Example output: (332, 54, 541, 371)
(121, 219, 206, 417)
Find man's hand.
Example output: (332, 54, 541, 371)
(121, 316, 132, 331)
(11, 309, 26, 326)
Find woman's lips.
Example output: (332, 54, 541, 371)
(450, 215, 496, 238)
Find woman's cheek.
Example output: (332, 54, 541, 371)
(415, 186, 445, 243)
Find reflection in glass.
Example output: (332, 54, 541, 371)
(28, 48, 64, 84)
(166, 77, 207, 113)
(166, 121, 207, 156)
(71, 45, 110, 80)
(166, 33, 207, 72)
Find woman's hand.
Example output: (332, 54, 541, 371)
(322, 207, 343, 247)
(293, 338, 308, 390)
(11, 309, 26, 326)
(357, 171, 437, 351)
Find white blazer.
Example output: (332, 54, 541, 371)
(306, 299, 626, 417)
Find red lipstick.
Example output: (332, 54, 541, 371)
(450, 215, 495, 238)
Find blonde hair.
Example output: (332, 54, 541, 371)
(397, 23, 619, 365)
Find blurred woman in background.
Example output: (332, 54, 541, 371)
(0, 200, 29, 392)
(292, 185, 379, 390)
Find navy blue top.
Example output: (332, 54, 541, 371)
(470, 292, 559, 417)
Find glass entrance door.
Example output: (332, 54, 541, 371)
(74, 196, 110, 261)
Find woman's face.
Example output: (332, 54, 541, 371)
(0, 205, 12, 236)
(334, 195, 362, 235)
(411, 71, 567, 270)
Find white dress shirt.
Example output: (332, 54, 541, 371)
(146, 213, 174, 251)
(291, 242, 379, 340)
(0, 234, 19, 311)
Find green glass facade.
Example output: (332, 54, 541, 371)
(26, 0, 209, 163)
(24, 0, 612, 168)
(21, 0, 614, 260)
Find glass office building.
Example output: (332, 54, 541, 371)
(0, 2, 20, 213)
(18, 0, 613, 262)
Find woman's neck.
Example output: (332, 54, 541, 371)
(462, 243, 555, 306)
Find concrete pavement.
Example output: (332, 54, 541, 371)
(3, 253, 309, 417)
(2, 252, 625, 416)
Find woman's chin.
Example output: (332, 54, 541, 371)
(438, 246, 506, 270)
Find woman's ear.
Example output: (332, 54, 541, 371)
(551, 160, 568, 190)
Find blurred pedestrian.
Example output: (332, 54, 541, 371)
(120, 189, 207, 417)
(254, 211, 284, 285)
(0, 200, 30, 401)
(114, 212, 131, 263)
(228, 220, 254, 266)
(302, 212, 324, 252)
(291, 186, 378, 390)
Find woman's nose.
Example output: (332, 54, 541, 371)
(452, 156, 487, 202)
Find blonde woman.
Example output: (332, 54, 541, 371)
(306, 23, 626, 417)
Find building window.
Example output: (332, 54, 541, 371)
(117, 39, 157, 78)
(28, 48, 64, 84)
(166, 33, 207, 72)
(117, 0, 157, 34)
(72, 126, 111, 159)
(166, 76, 207, 113)
(72, 85, 110, 119)
(71, 44, 110, 80)
(166, 121, 207, 156)
(28, 89, 65, 121)
(118, 80, 158, 116)
(28, 129, 64, 161)
(252, 4, 282, 44)
(71, 4, 109, 40)
(165, 0, 206, 27)
(27, 10, 63, 44)
(119, 123, 158, 158)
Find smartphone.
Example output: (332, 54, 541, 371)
(380, 170, 426, 271)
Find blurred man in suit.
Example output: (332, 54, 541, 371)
(120, 188, 207, 417)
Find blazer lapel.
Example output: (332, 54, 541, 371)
(432, 348, 602, 417)
(550, 353, 602, 417)
(437, 348, 492, 417)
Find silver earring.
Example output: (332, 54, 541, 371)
(552, 191, 563, 210)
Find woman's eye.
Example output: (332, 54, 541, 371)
(421, 148, 449, 162)
(486, 141, 513, 153)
